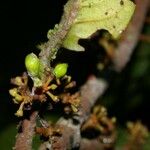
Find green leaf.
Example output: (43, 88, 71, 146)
(62, 0, 135, 51)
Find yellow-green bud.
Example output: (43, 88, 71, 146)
(15, 109, 23, 117)
(49, 84, 58, 90)
(15, 77, 24, 86)
(9, 88, 17, 97)
(15, 95, 23, 102)
(54, 63, 68, 78)
(25, 53, 40, 77)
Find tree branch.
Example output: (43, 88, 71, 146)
(39, 0, 80, 67)
(50, 77, 108, 149)
(14, 1, 80, 149)
(14, 111, 38, 150)
(48, 1, 150, 149)
(113, 0, 150, 71)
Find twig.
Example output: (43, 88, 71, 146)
(39, 0, 80, 68)
(49, 1, 150, 149)
(113, 0, 150, 71)
(78, 76, 108, 124)
(39, 77, 107, 150)
(14, 111, 38, 150)
(50, 76, 108, 149)
(14, 1, 80, 149)
(38, 1, 150, 149)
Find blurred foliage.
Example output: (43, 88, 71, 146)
(0, 124, 17, 149)
(116, 128, 150, 150)
(100, 24, 150, 126)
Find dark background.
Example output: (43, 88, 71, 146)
(0, 0, 150, 149)
(0, 0, 67, 127)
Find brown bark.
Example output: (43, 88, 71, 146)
(113, 0, 150, 71)
(14, 111, 38, 150)
(51, 77, 108, 149)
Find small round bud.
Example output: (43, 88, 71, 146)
(54, 63, 68, 78)
(15, 95, 23, 102)
(25, 53, 40, 77)
(15, 77, 24, 86)
(15, 109, 23, 117)
(9, 88, 17, 97)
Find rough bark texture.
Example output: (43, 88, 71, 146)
(14, 111, 38, 150)
(39, 0, 80, 67)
